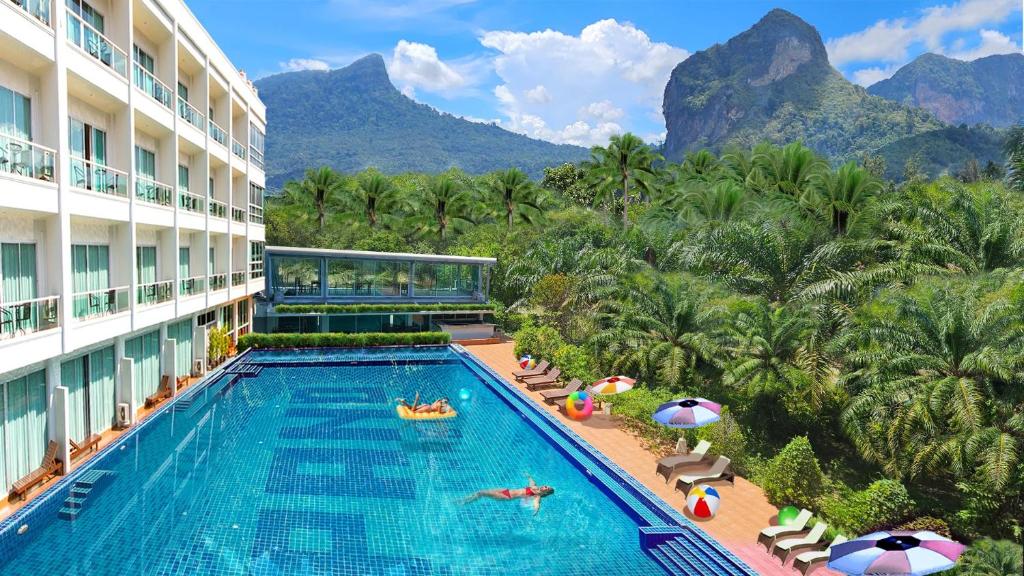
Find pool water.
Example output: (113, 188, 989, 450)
(0, 347, 671, 575)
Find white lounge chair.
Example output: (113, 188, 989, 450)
(655, 440, 712, 482)
(793, 535, 848, 575)
(673, 456, 733, 493)
(772, 521, 828, 564)
(756, 508, 812, 551)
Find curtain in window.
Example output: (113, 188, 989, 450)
(178, 165, 189, 191)
(1, 369, 47, 492)
(209, 248, 215, 275)
(125, 331, 160, 401)
(87, 346, 115, 434)
(168, 320, 193, 377)
(136, 246, 156, 285)
(179, 247, 190, 280)
(0, 86, 31, 140)
(2, 243, 38, 333)
(134, 146, 155, 179)
(61, 356, 88, 442)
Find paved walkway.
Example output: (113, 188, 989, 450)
(468, 342, 837, 576)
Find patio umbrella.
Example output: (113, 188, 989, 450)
(828, 531, 965, 576)
(652, 398, 722, 429)
(591, 375, 636, 395)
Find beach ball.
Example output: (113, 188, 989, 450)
(458, 388, 472, 401)
(565, 391, 593, 421)
(778, 505, 800, 526)
(518, 355, 536, 370)
(686, 484, 721, 519)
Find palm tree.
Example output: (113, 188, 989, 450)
(281, 166, 345, 230)
(586, 133, 661, 228)
(1004, 124, 1024, 193)
(723, 301, 821, 398)
(753, 142, 828, 197)
(839, 282, 1024, 490)
(352, 171, 403, 228)
(420, 175, 476, 241)
(951, 539, 1023, 576)
(806, 161, 883, 236)
(488, 168, 545, 229)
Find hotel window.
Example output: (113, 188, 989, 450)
(220, 304, 233, 330)
(249, 122, 265, 170)
(249, 241, 264, 278)
(1, 243, 39, 335)
(0, 86, 32, 141)
(249, 183, 264, 224)
(70, 244, 110, 318)
(124, 330, 160, 400)
(66, 0, 105, 33)
(178, 165, 189, 191)
(0, 369, 48, 493)
(61, 346, 116, 442)
(69, 118, 109, 190)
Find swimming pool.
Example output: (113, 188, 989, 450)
(0, 346, 754, 575)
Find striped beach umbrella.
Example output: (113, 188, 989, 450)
(828, 531, 965, 576)
(652, 398, 722, 428)
(591, 375, 636, 395)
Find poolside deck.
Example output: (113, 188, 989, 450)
(467, 342, 838, 576)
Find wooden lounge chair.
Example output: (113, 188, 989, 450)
(176, 375, 189, 390)
(523, 368, 562, 391)
(655, 440, 713, 482)
(540, 378, 583, 404)
(793, 535, 848, 575)
(70, 434, 101, 462)
(756, 508, 813, 551)
(145, 375, 172, 408)
(10, 440, 61, 501)
(772, 521, 829, 564)
(513, 359, 550, 380)
(673, 456, 734, 493)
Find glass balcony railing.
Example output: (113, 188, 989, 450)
(209, 273, 227, 291)
(208, 120, 227, 146)
(69, 156, 127, 197)
(72, 286, 130, 320)
(231, 207, 246, 223)
(133, 63, 173, 108)
(9, 0, 51, 26)
(135, 176, 173, 206)
(179, 275, 206, 297)
(177, 97, 204, 129)
(179, 189, 205, 213)
(231, 139, 246, 160)
(136, 280, 173, 306)
(231, 271, 246, 287)
(1, 134, 56, 182)
(0, 295, 60, 340)
(66, 11, 127, 77)
(209, 198, 227, 219)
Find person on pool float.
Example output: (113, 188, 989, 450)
(463, 473, 554, 515)
(396, 392, 451, 414)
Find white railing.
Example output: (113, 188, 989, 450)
(208, 120, 227, 146)
(1, 134, 56, 182)
(69, 156, 126, 197)
(209, 198, 227, 219)
(231, 138, 246, 160)
(231, 270, 246, 286)
(133, 63, 173, 108)
(72, 286, 130, 320)
(179, 275, 206, 296)
(209, 273, 227, 291)
(66, 11, 127, 77)
(179, 189, 206, 213)
(135, 176, 173, 206)
(136, 280, 174, 306)
(177, 97, 204, 129)
(0, 295, 60, 340)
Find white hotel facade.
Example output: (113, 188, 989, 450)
(0, 0, 266, 491)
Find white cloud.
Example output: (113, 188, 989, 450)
(389, 40, 468, 98)
(279, 58, 331, 73)
(850, 64, 903, 87)
(947, 29, 1021, 60)
(827, 0, 1020, 66)
(480, 19, 688, 146)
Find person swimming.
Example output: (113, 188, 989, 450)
(463, 473, 554, 515)
(396, 392, 451, 414)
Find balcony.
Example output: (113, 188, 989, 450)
(208, 120, 227, 146)
(231, 271, 246, 286)
(209, 273, 227, 292)
(209, 198, 227, 219)
(72, 286, 130, 320)
(9, 0, 51, 26)
(136, 280, 173, 306)
(66, 11, 127, 77)
(179, 189, 205, 214)
(133, 63, 173, 109)
(1, 134, 56, 182)
(231, 206, 246, 223)
(69, 157, 127, 197)
(231, 138, 246, 160)
(135, 176, 173, 207)
(0, 295, 60, 340)
(179, 275, 206, 297)
(178, 97, 204, 130)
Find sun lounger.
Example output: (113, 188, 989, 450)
(673, 456, 733, 493)
(70, 434, 101, 462)
(655, 440, 712, 482)
(772, 521, 828, 564)
(145, 375, 172, 408)
(756, 508, 813, 551)
(10, 440, 61, 501)
(793, 535, 848, 575)
(513, 359, 550, 380)
(540, 378, 583, 404)
(523, 368, 562, 391)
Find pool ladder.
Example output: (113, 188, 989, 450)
(225, 362, 262, 377)
(58, 469, 115, 521)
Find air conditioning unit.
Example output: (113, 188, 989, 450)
(192, 359, 203, 377)
(116, 403, 131, 429)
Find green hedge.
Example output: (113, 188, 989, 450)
(237, 332, 451, 350)
(274, 303, 494, 314)
(751, 436, 825, 509)
(819, 479, 915, 534)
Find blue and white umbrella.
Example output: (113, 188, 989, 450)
(652, 398, 721, 429)
(828, 531, 965, 576)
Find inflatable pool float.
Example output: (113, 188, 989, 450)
(396, 405, 458, 420)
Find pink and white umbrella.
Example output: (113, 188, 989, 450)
(591, 375, 636, 395)
(828, 531, 965, 576)
(652, 398, 722, 428)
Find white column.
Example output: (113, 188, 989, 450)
(163, 337, 177, 397)
(53, 0, 73, 354)
(118, 356, 135, 423)
(52, 385, 71, 475)
(193, 324, 207, 375)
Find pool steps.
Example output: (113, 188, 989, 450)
(57, 470, 115, 521)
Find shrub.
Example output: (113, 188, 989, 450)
(894, 516, 951, 538)
(693, 409, 750, 475)
(237, 332, 451, 351)
(208, 327, 230, 363)
(948, 538, 1023, 576)
(609, 387, 684, 448)
(752, 436, 825, 509)
(552, 344, 598, 383)
(274, 303, 492, 314)
(512, 321, 566, 359)
(820, 479, 915, 534)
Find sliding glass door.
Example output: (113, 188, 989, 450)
(0, 369, 47, 492)
(1, 243, 38, 334)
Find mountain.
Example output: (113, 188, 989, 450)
(255, 54, 588, 189)
(662, 9, 945, 165)
(868, 53, 1024, 127)
(873, 124, 1006, 181)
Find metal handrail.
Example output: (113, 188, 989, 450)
(0, 133, 56, 183)
(69, 155, 126, 196)
(66, 11, 127, 77)
(0, 295, 60, 339)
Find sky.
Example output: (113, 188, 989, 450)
(189, 0, 1024, 147)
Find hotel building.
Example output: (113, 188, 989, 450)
(0, 0, 266, 491)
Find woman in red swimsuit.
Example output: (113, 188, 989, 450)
(463, 474, 554, 515)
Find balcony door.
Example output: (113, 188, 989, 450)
(71, 244, 110, 317)
(60, 346, 115, 442)
(0, 369, 47, 493)
(1, 243, 38, 334)
(69, 118, 107, 190)
(0, 86, 31, 141)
